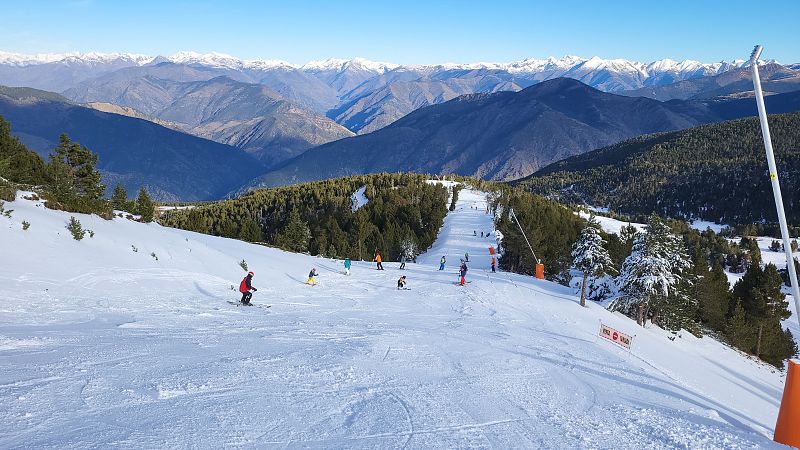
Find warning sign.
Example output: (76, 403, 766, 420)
(600, 323, 633, 350)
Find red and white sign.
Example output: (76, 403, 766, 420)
(599, 323, 633, 350)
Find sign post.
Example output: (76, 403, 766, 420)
(599, 322, 633, 350)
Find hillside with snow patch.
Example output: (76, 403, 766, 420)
(0, 189, 789, 448)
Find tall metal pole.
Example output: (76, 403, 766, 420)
(750, 45, 800, 329)
(509, 209, 540, 263)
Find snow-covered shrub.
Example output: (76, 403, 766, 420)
(0, 201, 13, 218)
(239, 259, 248, 271)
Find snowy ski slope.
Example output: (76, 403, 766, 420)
(0, 189, 788, 448)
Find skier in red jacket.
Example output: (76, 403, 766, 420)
(239, 271, 257, 304)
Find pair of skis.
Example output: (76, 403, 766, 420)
(227, 301, 271, 309)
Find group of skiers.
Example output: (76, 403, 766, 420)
(238, 248, 497, 304)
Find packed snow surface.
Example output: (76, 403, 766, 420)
(577, 211, 645, 235)
(0, 190, 788, 448)
(350, 186, 369, 212)
(689, 220, 728, 234)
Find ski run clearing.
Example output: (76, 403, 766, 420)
(351, 186, 369, 212)
(0, 188, 792, 449)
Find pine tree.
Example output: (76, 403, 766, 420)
(696, 260, 731, 332)
(619, 224, 638, 249)
(135, 187, 155, 223)
(725, 304, 755, 352)
(781, 258, 800, 287)
(613, 214, 691, 327)
(759, 320, 799, 367)
(740, 237, 762, 270)
(728, 262, 796, 365)
(399, 235, 418, 261)
(66, 216, 86, 240)
(275, 209, 311, 253)
(46, 134, 106, 213)
(0, 116, 47, 185)
(238, 220, 262, 243)
(111, 184, 130, 212)
(571, 216, 615, 307)
(185, 209, 209, 233)
(585, 275, 616, 303)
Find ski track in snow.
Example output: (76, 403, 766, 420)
(0, 190, 788, 448)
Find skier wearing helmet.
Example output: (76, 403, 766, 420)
(239, 271, 257, 304)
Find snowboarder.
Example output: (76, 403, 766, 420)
(459, 262, 468, 286)
(474, 230, 477, 236)
(397, 275, 407, 290)
(399, 254, 406, 270)
(344, 258, 351, 275)
(374, 251, 384, 270)
(306, 267, 319, 285)
(464, 252, 469, 262)
(491, 256, 496, 273)
(439, 256, 446, 271)
(239, 271, 257, 304)
(481, 231, 484, 237)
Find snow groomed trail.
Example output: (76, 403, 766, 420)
(0, 188, 789, 448)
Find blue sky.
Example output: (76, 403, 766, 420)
(3, 0, 799, 64)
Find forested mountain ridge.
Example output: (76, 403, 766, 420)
(248, 79, 800, 188)
(516, 112, 800, 227)
(0, 85, 263, 201)
(160, 174, 451, 262)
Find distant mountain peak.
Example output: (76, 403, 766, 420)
(301, 57, 398, 73)
(165, 51, 299, 71)
(0, 50, 155, 67)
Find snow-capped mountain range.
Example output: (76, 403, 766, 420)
(2, 49, 799, 192)
(0, 49, 769, 77)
